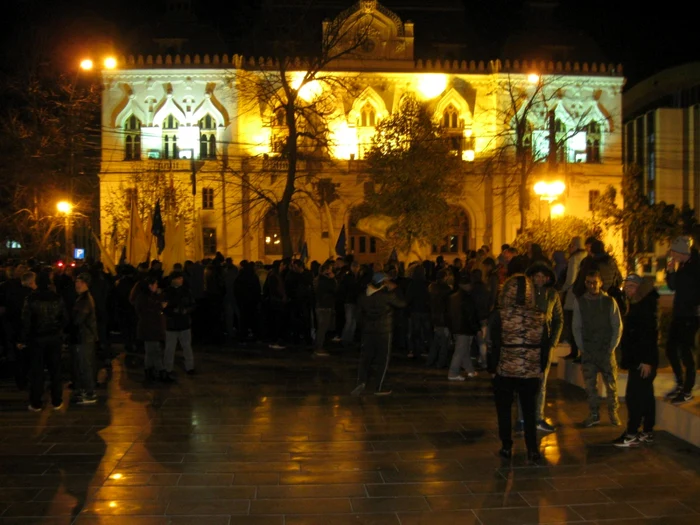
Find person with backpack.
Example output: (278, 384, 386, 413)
(488, 274, 547, 463)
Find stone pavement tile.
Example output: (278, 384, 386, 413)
(250, 497, 352, 514)
(475, 505, 583, 525)
(0, 489, 41, 502)
(232, 473, 279, 485)
(160, 486, 255, 500)
(426, 493, 529, 511)
(396, 510, 480, 525)
(601, 485, 700, 503)
(629, 500, 699, 518)
(79, 500, 168, 516)
(350, 496, 429, 512)
(365, 481, 470, 497)
(74, 518, 233, 525)
(165, 499, 249, 515)
(465, 478, 554, 493)
(284, 515, 400, 525)
(588, 517, 700, 525)
(607, 472, 698, 488)
(568, 502, 644, 520)
(256, 484, 366, 498)
(279, 472, 383, 485)
(298, 460, 398, 472)
(0, 519, 75, 525)
(176, 474, 234, 486)
(545, 475, 620, 490)
(518, 489, 612, 506)
(90, 486, 163, 500)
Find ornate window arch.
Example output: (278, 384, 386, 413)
(350, 87, 387, 159)
(162, 114, 180, 159)
(124, 115, 142, 160)
(199, 114, 217, 159)
(262, 207, 305, 256)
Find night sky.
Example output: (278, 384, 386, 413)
(1, 0, 697, 88)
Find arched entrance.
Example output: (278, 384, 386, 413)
(262, 207, 305, 257)
(432, 206, 470, 255)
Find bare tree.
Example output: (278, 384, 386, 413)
(479, 72, 602, 232)
(225, 3, 374, 257)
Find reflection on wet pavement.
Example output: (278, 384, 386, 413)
(0, 345, 699, 524)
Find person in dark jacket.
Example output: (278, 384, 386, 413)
(405, 264, 431, 359)
(426, 269, 453, 368)
(234, 261, 262, 343)
(613, 274, 659, 447)
(664, 236, 700, 404)
(163, 271, 196, 376)
(72, 273, 99, 405)
(339, 261, 361, 347)
(134, 276, 168, 382)
(313, 261, 337, 357)
(352, 272, 406, 396)
(19, 271, 69, 411)
(488, 274, 547, 463)
(115, 265, 138, 354)
(470, 268, 491, 368)
(447, 272, 481, 381)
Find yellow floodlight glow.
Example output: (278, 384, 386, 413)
(533, 181, 548, 196)
(534, 180, 565, 201)
(110, 473, 123, 480)
(462, 149, 475, 162)
(549, 180, 565, 196)
(330, 121, 358, 160)
(57, 201, 73, 214)
(551, 203, 565, 217)
(80, 59, 94, 71)
(104, 57, 117, 70)
(527, 73, 540, 84)
(416, 74, 448, 100)
(290, 72, 323, 102)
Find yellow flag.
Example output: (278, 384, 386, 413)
(91, 231, 117, 275)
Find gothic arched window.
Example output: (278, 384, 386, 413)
(586, 121, 602, 162)
(162, 114, 179, 159)
(432, 207, 470, 254)
(124, 115, 141, 160)
(359, 103, 376, 128)
(199, 114, 216, 159)
(442, 105, 460, 129)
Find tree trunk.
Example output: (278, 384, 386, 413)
(518, 149, 529, 233)
(278, 98, 298, 259)
(277, 200, 293, 258)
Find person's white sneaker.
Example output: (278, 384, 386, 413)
(447, 375, 465, 381)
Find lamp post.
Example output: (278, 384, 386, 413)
(533, 180, 565, 238)
(57, 201, 74, 262)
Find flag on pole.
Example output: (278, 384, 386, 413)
(193, 210, 204, 262)
(388, 247, 398, 263)
(300, 241, 309, 264)
(126, 197, 149, 265)
(91, 231, 117, 275)
(335, 225, 346, 257)
(151, 200, 166, 255)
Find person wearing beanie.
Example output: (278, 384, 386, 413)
(613, 274, 659, 447)
(18, 271, 69, 411)
(561, 236, 587, 360)
(352, 272, 406, 396)
(664, 235, 700, 404)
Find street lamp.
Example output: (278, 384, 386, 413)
(57, 201, 74, 262)
(534, 180, 566, 238)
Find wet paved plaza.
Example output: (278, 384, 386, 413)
(1, 345, 699, 525)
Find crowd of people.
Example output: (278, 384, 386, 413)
(0, 233, 698, 462)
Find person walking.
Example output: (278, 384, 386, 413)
(573, 270, 623, 427)
(613, 274, 659, 447)
(18, 271, 69, 411)
(488, 274, 547, 463)
(71, 273, 99, 405)
(664, 235, 700, 404)
(352, 273, 406, 396)
(163, 270, 196, 377)
(134, 276, 168, 382)
(447, 272, 480, 381)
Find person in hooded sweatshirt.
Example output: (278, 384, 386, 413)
(352, 272, 406, 396)
(613, 274, 659, 447)
(573, 269, 623, 428)
(515, 262, 563, 433)
(488, 274, 547, 463)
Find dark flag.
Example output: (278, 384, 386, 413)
(300, 241, 309, 264)
(389, 247, 398, 263)
(335, 225, 346, 257)
(151, 200, 166, 255)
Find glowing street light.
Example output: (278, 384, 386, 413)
(57, 201, 73, 215)
(551, 203, 565, 217)
(533, 180, 565, 202)
(104, 57, 117, 70)
(80, 59, 94, 71)
(527, 72, 540, 84)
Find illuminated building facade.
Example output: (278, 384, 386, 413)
(99, 0, 625, 263)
